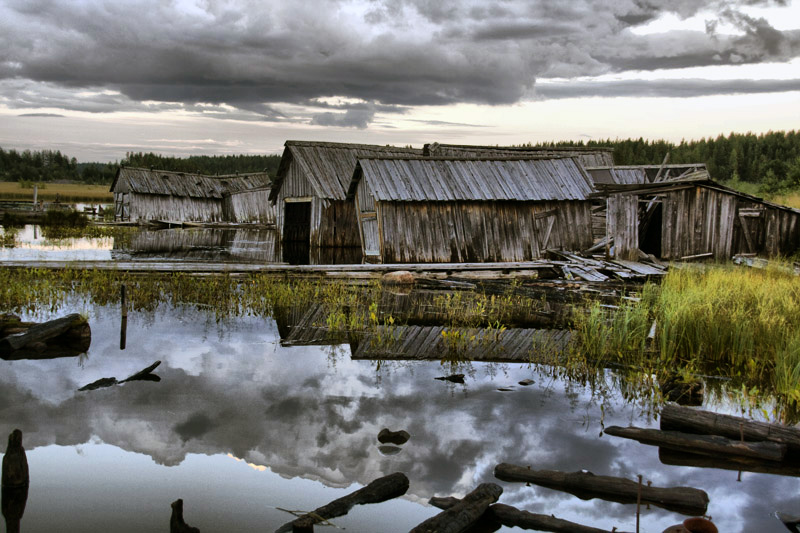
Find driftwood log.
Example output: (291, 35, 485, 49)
(0, 314, 90, 360)
(658, 448, 800, 477)
(275, 472, 409, 533)
(410, 483, 502, 533)
(78, 361, 162, 392)
(429, 497, 625, 533)
(170, 499, 200, 533)
(494, 463, 708, 516)
(604, 425, 787, 462)
(660, 403, 800, 452)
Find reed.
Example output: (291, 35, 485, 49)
(0, 182, 113, 201)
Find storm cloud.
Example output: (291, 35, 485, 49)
(0, 0, 798, 128)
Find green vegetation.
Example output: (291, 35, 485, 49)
(120, 152, 281, 177)
(571, 263, 800, 421)
(0, 181, 113, 201)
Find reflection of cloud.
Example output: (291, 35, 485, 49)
(1, 303, 799, 531)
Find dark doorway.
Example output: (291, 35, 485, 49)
(639, 200, 662, 257)
(283, 201, 311, 265)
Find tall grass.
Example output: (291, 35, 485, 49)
(572, 262, 800, 418)
(0, 182, 112, 201)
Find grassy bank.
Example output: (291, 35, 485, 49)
(0, 182, 113, 202)
(572, 262, 800, 420)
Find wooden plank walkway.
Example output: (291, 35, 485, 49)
(0, 259, 565, 275)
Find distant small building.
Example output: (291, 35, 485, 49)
(347, 156, 595, 263)
(598, 175, 800, 260)
(110, 167, 273, 224)
(268, 141, 422, 249)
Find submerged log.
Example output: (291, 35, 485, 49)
(275, 472, 409, 533)
(1, 430, 28, 489)
(494, 463, 708, 516)
(0, 314, 90, 360)
(658, 448, 800, 477)
(410, 483, 502, 533)
(429, 497, 622, 533)
(121, 360, 162, 383)
(170, 499, 200, 533)
(604, 425, 786, 462)
(660, 404, 800, 451)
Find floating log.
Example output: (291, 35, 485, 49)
(0, 314, 90, 360)
(604, 425, 786, 462)
(429, 497, 623, 533)
(658, 448, 800, 478)
(78, 361, 162, 392)
(410, 483, 502, 533)
(275, 472, 409, 533)
(170, 499, 200, 533)
(494, 463, 708, 516)
(1, 430, 28, 489)
(660, 403, 800, 451)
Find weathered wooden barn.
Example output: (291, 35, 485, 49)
(599, 175, 800, 260)
(110, 167, 274, 224)
(346, 156, 595, 263)
(424, 143, 615, 167)
(268, 141, 422, 249)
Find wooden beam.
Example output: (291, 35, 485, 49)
(494, 463, 708, 516)
(275, 472, 409, 533)
(603, 426, 786, 462)
(410, 483, 502, 533)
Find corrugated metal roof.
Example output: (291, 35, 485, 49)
(111, 167, 271, 198)
(270, 141, 423, 201)
(425, 143, 615, 167)
(350, 157, 594, 202)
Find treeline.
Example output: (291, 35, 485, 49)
(534, 130, 800, 193)
(0, 148, 282, 184)
(120, 152, 282, 176)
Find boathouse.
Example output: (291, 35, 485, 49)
(599, 175, 800, 260)
(268, 141, 422, 249)
(110, 167, 273, 224)
(346, 156, 595, 263)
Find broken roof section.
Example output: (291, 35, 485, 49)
(585, 164, 708, 186)
(269, 140, 422, 202)
(348, 156, 595, 202)
(110, 167, 271, 198)
(424, 142, 615, 167)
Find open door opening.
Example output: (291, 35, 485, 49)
(283, 201, 311, 265)
(639, 200, 662, 257)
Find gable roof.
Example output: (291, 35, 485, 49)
(110, 167, 271, 199)
(348, 156, 595, 202)
(269, 141, 422, 202)
(424, 143, 615, 167)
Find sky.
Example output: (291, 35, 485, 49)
(0, 0, 799, 162)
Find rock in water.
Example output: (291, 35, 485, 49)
(378, 428, 410, 445)
(2, 430, 29, 489)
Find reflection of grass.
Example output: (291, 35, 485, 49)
(0, 182, 112, 201)
(4, 263, 800, 420)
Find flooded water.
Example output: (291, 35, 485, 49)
(2, 297, 800, 532)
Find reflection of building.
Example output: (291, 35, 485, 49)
(348, 156, 595, 262)
(110, 167, 273, 224)
(111, 228, 280, 263)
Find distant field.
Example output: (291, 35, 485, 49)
(773, 191, 800, 210)
(0, 182, 113, 202)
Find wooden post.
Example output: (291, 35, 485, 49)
(635, 475, 642, 533)
(2, 430, 28, 489)
(32, 186, 37, 209)
(120, 285, 127, 350)
(170, 499, 200, 533)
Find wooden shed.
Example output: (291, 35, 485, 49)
(110, 167, 273, 224)
(600, 176, 800, 260)
(268, 141, 422, 250)
(346, 156, 595, 263)
(424, 143, 615, 168)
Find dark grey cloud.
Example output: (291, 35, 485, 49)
(0, 0, 797, 128)
(18, 112, 64, 117)
(535, 77, 800, 98)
